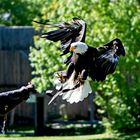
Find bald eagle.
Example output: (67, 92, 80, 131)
(35, 18, 125, 104)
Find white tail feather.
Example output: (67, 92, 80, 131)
(66, 80, 92, 104)
(54, 71, 92, 104)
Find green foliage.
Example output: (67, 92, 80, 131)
(0, 0, 140, 132)
(29, 0, 140, 131)
(0, 0, 45, 25)
(29, 38, 64, 92)
(89, 0, 140, 131)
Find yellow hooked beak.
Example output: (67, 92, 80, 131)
(69, 45, 76, 52)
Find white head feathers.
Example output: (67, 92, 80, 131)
(70, 42, 88, 54)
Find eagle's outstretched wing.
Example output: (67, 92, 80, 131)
(47, 38, 125, 104)
(36, 17, 86, 57)
(89, 38, 125, 81)
(35, 18, 125, 104)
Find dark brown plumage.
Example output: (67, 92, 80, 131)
(41, 17, 86, 56)
(35, 18, 125, 104)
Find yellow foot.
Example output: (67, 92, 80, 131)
(77, 74, 85, 84)
(56, 72, 66, 83)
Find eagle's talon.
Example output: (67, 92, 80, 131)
(77, 75, 85, 84)
(56, 72, 66, 82)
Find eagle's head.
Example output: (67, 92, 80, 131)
(70, 42, 88, 54)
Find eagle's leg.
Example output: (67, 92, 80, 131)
(56, 62, 74, 82)
(78, 69, 88, 83)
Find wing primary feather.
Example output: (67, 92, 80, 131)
(36, 18, 87, 57)
(42, 29, 74, 42)
(33, 20, 62, 28)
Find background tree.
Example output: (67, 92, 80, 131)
(3, 0, 138, 131)
(31, 0, 140, 130)
(0, 0, 48, 25)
